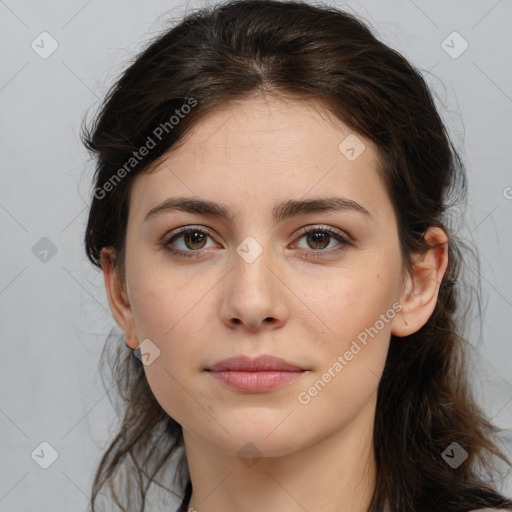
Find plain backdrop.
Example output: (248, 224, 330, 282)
(1, 0, 511, 510)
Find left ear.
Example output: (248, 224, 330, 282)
(391, 226, 449, 337)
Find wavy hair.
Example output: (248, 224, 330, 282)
(81, 1, 512, 510)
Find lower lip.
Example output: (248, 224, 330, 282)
(207, 370, 305, 392)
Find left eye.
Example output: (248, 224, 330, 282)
(293, 226, 351, 252)
(292, 227, 352, 257)
(163, 225, 352, 259)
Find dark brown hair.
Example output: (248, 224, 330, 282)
(82, 1, 512, 510)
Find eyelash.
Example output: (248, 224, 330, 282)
(162, 225, 353, 260)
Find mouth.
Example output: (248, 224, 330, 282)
(205, 354, 309, 392)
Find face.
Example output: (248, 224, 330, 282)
(109, 94, 409, 457)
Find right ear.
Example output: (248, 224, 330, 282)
(100, 247, 139, 349)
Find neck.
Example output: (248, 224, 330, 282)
(183, 393, 377, 512)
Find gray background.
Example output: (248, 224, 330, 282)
(1, 0, 511, 510)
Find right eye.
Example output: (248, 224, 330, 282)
(162, 226, 219, 259)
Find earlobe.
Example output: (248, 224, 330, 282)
(100, 247, 138, 349)
(391, 227, 449, 337)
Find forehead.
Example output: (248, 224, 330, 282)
(128, 94, 391, 224)
(168, 94, 365, 161)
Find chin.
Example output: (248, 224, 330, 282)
(215, 432, 303, 459)
(183, 412, 304, 457)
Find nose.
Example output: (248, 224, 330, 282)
(219, 243, 289, 332)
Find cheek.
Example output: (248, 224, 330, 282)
(127, 249, 198, 334)
(294, 274, 396, 429)
(127, 265, 216, 365)
(126, 273, 214, 427)
(298, 267, 399, 345)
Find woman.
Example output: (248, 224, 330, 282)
(82, 0, 512, 510)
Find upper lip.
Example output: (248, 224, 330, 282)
(207, 355, 306, 372)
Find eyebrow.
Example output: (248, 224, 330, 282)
(144, 196, 373, 224)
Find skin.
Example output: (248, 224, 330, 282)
(101, 93, 448, 512)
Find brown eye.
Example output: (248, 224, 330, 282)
(293, 226, 352, 255)
(163, 226, 217, 259)
(182, 230, 208, 250)
(305, 231, 331, 250)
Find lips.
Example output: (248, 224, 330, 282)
(205, 355, 308, 392)
(206, 354, 305, 372)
